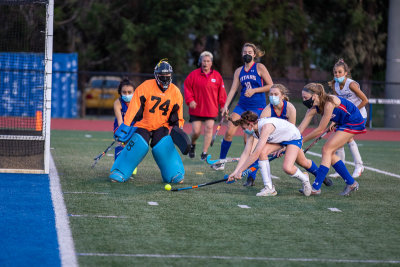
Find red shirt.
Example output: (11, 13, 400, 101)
(184, 68, 227, 117)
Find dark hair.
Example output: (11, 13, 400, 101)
(118, 78, 135, 95)
(303, 83, 334, 115)
(228, 111, 258, 127)
(328, 58, 351, 90)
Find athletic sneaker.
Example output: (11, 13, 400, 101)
(299, 187, 321, 195)
(200, 152, 208, 161)
(211, 163, 225, 171)
(329, 172, 341, 178)
(243, 176, 255, 187)
(189, 144, 195, 159)
(340, 181, 359, 196)
(256, 185, 277, 196)
(323, 177, 333, 186)
(302, 174, 312, 197)
(352, 165, 364, 178)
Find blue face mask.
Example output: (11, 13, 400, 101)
(244, 129, 254, 135)
(269, 95, 280, 106)
(334, 76, 345, 83)
(122, 94, 133, 102)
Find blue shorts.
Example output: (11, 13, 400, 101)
(280, 138, 303, 149)
(336, 119, 367, 135)
(232, 104, 264, 117)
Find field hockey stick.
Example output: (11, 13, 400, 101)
(206, 155, 240, 165)
(91, 140, 117, 168)
(171, 165, 258, 192)
(303, 128, 330, 154)
(210, 92, 238, 147)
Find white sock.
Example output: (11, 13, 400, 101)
(348, 140, 363, 165)
(259, 160, 273, 189)
(335, 146, 345, 162)
(291, 167, 309, 183)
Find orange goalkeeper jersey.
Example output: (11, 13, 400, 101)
(123, 79, 184, 131)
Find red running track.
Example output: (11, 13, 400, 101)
(51, 118, 400, 142)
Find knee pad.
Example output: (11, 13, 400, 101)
(152, 135, 185, 183)
(110, 133, 149, 182)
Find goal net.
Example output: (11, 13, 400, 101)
(0, 0, 53, 173)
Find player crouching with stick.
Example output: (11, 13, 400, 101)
(227, 111, 312, 197)
(109, 59, 187, 184)
(298, 83, 365, 196)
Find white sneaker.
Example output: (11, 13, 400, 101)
(352, 165, 364, 178)
(256, 185, 277, 196)
(329, 172, 341, 178)
(211, 163, 225, 171)
(302, 180, 312, 197)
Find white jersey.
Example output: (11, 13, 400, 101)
(254, 117, 301, 143)
(335, 78, 367, 118)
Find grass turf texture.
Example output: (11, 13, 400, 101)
(51, 130, 400, 266)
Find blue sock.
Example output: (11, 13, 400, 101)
(219, 139, 232, 159)
(332, 160, 355, 185)
(306, 160, 318, 177)
(248, 160, 259, 180)
(312, 165, 330, 190)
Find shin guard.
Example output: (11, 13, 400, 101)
(152, 135, 185, 183)
(110, 133, 149, 182)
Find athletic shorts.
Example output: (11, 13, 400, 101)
(336, 119, 367, 135)
(189, 115, 216, 122)
(136, 127, 169, 148)
(232, 104, 264, 117)
(280, 138, 303, 149)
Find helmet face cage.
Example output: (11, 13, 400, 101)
(154, 60, 173, 90)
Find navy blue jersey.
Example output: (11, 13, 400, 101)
(331, 97, 365, 126)
(237, 63, 266, 109)
(113, 97, 129, 131)
(270, 100, 288, 120)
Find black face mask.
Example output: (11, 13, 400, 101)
(242, 54, 252, 63)
(302, 97, 314, 109)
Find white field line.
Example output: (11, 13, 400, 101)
(49, 155, 78, 267)
(63, 191, 109, 195)
(69, 214, 129, 219)
(77, 253, 400, 264)
(238, 205, 251, 209)
(306, 151, 400, 179)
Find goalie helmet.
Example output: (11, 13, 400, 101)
(154, 59, 173, 91)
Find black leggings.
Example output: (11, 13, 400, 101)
(136, 127, 169, 148)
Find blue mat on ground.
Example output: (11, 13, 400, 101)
(0, 173, 60, 267)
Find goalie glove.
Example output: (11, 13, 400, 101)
(114, 123, 137, 143)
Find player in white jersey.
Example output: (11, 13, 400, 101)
(328, 59, 368, 178)
(226, 111, 312, 197)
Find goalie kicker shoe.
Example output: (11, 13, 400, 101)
(256, 185, 277, 197)
(340, 181, 359, 196)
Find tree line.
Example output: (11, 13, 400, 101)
(52, 0, 387, 81)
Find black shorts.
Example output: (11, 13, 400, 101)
(136, 127, 169, 148)
(189, 115, 217, 123)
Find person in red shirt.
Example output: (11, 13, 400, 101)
(184, 51, 227, 160)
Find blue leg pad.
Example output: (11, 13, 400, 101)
(110, 133, 149, 182)
(152, 135, 185, 183)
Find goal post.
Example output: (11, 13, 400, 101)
(0, 0, 54, 174)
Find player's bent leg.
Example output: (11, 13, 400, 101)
(152, 135, 185, 184)
(110, 133, 149, 183)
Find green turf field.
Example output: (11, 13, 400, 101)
(51, 130, 400, 266)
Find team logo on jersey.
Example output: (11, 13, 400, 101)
(211, 78, 216, 83)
